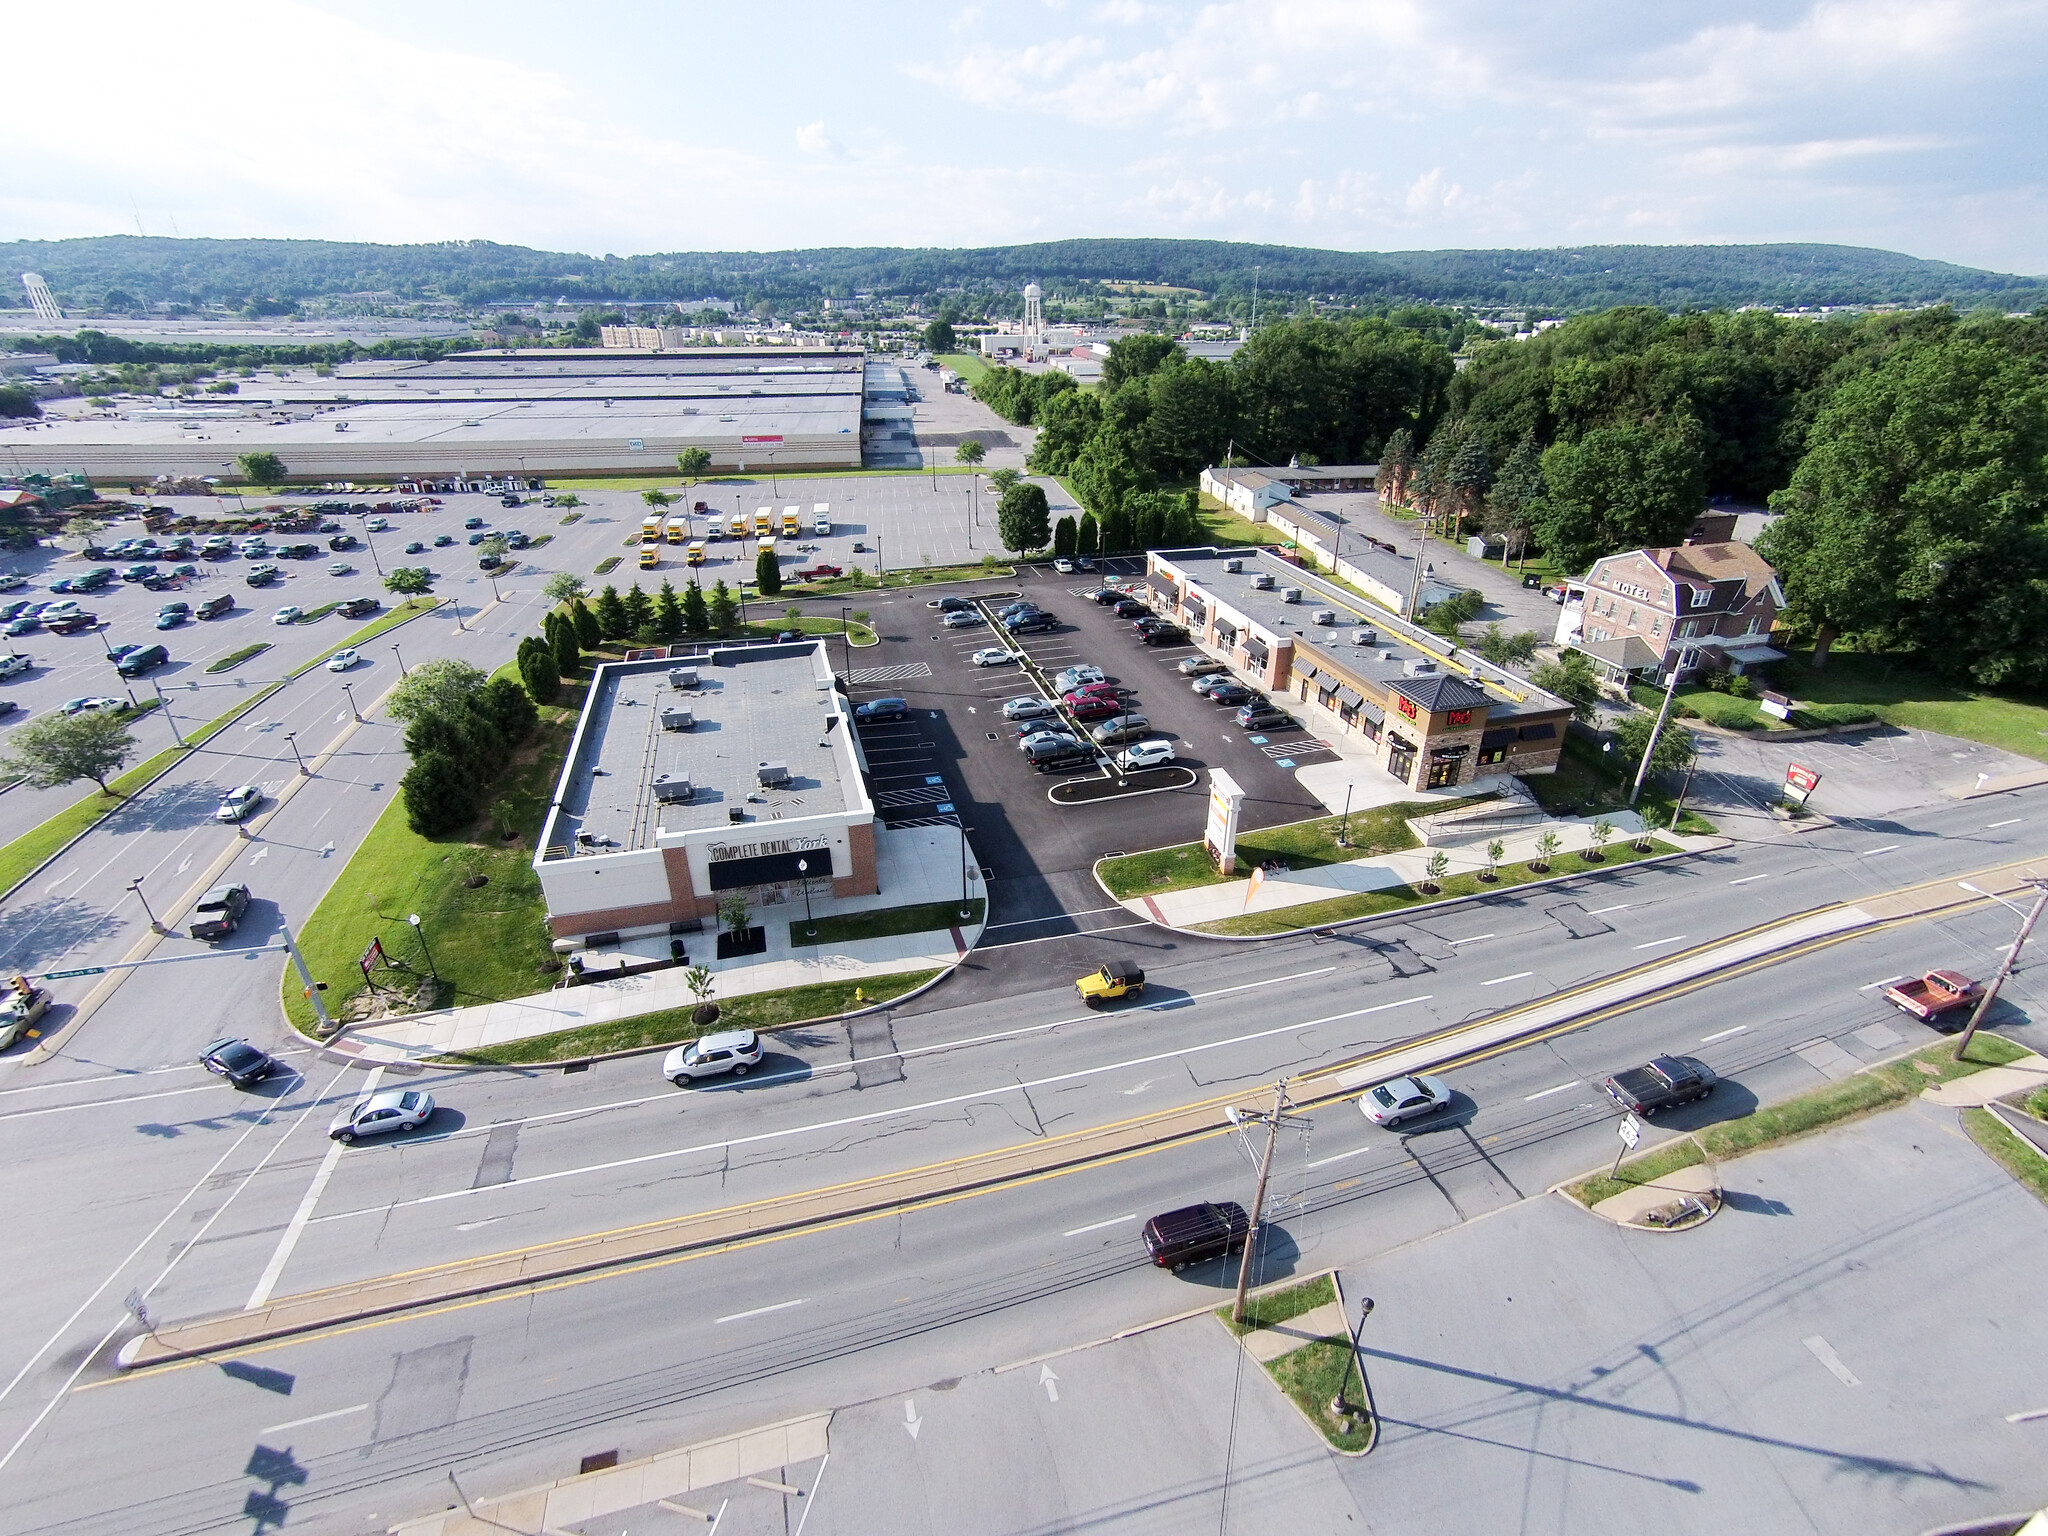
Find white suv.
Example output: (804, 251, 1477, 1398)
(663, 1029, 764, 1085)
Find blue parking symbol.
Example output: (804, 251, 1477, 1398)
(1274, 759, 1296, 769)
(1247, 735, 1268, 745)
(936, 802, 955, 813)
(925, 775, 944, 785)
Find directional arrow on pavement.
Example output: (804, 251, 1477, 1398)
(903, 1398, 922, 1440)
(1038, 1364, 1060, 1403)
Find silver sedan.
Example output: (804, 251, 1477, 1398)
(329, 1088, 436, 1143)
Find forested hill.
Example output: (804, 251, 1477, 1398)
(5, 235, 2044, 315)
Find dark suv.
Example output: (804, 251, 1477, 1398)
(114, 643, 169, 677)
(1236, 702, 1293, 730)
(854, 697, 910, 724)
(1025, 737, 1095, 772)
(1143, 1202, 1251, 1270)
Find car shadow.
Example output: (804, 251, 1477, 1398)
(1645, 1081, 1762, 1131)
(1173, 1225, 1304, 1289)
(679, 1053, 815, 1091)
(1391, 1095, 1481, 1137)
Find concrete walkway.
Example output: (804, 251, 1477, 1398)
(1587, 1160, 1721, 1228)
(1238, 1295, 1352, 1364)
(1117, 808, 1665, 930)
(1921, 1052, 2048, 1107)
(327, 825, 986, 1065)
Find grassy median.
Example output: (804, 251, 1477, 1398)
(1216, 1274, 1371, 1454)
(1099, 804, 1452, 900)
(789, 897, 983, 948)
(1962, 1108, 2048, 1208)
(1567, 1033, 2030, 1206)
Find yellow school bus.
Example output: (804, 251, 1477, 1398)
(639, 544, 660, 569)
(686, 541, 706, 566)
(641, 515, 661, 543)
(727, 511, 747, 539)
(666, 517, 687, 545)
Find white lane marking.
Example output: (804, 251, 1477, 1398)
(246, 1066, 383, 1309)
(904, 1400, 922, 1440)
(1583, 903, 1631, 915)
(1481, 971, 1534, 986)
(1802, 1335, 1861, 1387)
(1523, 1081, 1578, 1101)
(2006, 1407, 2048, 1423)
(1039, 1363, 1060, 1402)
(316, 996, 1434, 1221)
(248, 847, 269, 864)
(375, 966, 1347, 1149)
(716, 1298, 806, 1325)
(1062, 1213, 1137, 1237)
(1633, 935, 1687, 950)
(1120, 1079, 1156, 1096)
(1701, 1025, 1749, 1044)
(1987, 818, 2022, 829)
(261, 1404, 368, 1435)
(979, 919, 1151, 950)
(1447, 934, 1496, 946)
(1859, 845, 1899, 857)
(983, 905, 1122, 931)
(1307, 1142, 1381, 1170)
(1728, 874, 1771, 886)
(0, 1083, 221, 1121)
(0, 1062, 356, 1473)
(454, 1215, 507, 1233)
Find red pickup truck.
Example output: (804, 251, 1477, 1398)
(1882, 969, 1982, 1023)
(794, 564, 842, 581)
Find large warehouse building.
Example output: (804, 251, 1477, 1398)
(2, 348, 865, 482)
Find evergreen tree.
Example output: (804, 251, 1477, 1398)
(623, 582, 653, 635)
(995, 481, 1052, 554)
(596, 584, 630, 640)
(572, 598, 601, 650)
(551, 613, 580, 678)
(481, 676, 538, 745)
(1052, 515, 1077, 560)
(1483, 437, 1545, 565)
(518, 642, 560, 705)
(708, 579, 738, 634)
(681, 580, 710, 636)
(1076, 513, 1100, 557)
(653, 580, 684, 641)
(402, 750, 483, 837)
(1098, 508, 1131, 553)
(754, 546, 783, 596)
(1446, 435, 1494, 529)
(1380, 427, 1416, 506)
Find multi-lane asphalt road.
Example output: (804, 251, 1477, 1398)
(1, 762, 2042, 1532)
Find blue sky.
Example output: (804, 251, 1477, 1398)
(8, 0, 2044, 274)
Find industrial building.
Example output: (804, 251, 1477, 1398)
(534, 643, 879, 941)
(1144, 547, 1574, 792)
(1, 348, 865, 482)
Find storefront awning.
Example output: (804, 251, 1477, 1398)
(1145, 573, 1179, 603)
(1336, 687, 1364, 710)
(1293, 661, 1318, 682)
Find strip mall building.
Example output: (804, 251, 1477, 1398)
(1143, 548, 1575, 792)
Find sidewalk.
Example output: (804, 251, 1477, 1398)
(1119, 808, 1668, 930)
(327, 825, 985, 1065)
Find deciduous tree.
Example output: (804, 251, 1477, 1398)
(0, 712, 135, 795)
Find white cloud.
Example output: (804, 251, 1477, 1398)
(796, 122, 843, 157)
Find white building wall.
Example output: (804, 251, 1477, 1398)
(534, 846, 672, 917)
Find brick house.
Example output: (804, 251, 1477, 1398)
(1557, 542, 1785, 685)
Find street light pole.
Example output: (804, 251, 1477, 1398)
(797, 858, 816, 938)
(152, 679, 185, 746)
(284, 731, 307, 775)
(127, 877, 165, 935)
(343, 682, 361, 723)
(1952, 879, 2048, 1061)
(391, 643, 408, 677)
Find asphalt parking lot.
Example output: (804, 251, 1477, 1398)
(828, 557, 1328, 931)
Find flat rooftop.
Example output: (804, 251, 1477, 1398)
(545, 644, 857, 859)
(1155, 547, 1569, 714)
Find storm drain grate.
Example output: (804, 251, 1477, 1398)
(579, 1451, 618, 1475)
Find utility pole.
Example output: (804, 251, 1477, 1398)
(281, 923, 333, 1032)
(1629, 649, 1690, 807)
(1953, 878, 2048, 1061)
(1405, 514, 1429, 616)
(1230, 1079, 1291, 1326)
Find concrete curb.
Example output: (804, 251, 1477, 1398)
(1329, 1269, 1380, 1457)
(1217, 1269, 1374, 1458)
(306, 954, 969, 1073)
(1094, 838, 1725, 944)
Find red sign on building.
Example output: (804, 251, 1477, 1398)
(741, 434, 784, 444)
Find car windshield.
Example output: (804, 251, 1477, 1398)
(1371, 1085, 1399, 1108)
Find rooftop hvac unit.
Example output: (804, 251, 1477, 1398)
(1223, 557, 1243, 574)
(1352, 628, 1378, 646)
(668, 666, 699, 689)
(1280, 587, 1301, 604)
(1405, 658, 1438, 675)
(659, 706, 694, 732)
(757, 760, 791, 787)
(1311, 609, 1337, 626)
(1250, 572, 1275, 591)
(653, 773, 693, 803)
(728, 805, 747, 824)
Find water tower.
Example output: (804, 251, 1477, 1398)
(1022, 282, 1043, 359)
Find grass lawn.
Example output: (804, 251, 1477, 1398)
(430, 969, 940, 1066)
(283, 706, 579, 1031)
(1962, 1108, 2048, 1208)
(730, 615, 880, 646)
(207, 642, 271, 673)
(1218, 1272, 1335, 1335)
(593, 556, 623, 575)
(1770, 650, 2048, 764)
(1216, 1275, 1370, 1453)
(1193, 497, 1290, 549)
(1190, 836, 1673, 937)
(790, 897, 982, 947)
(1525, 734, 1718, 835)
(1099, 803, 1450, 899)
(1628, 681, 1880, 734)
(935, 352, 990, 384)
(1566, 1033, 2028, 1206)
(801, 561, 1016, 597)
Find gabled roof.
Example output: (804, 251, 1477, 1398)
(1387, 673, 1490, 714)
(1663, 541, 1781, 603)
(1573, 635, 1663, 671)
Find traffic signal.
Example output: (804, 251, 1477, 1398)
(10, 975, 32, 999)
